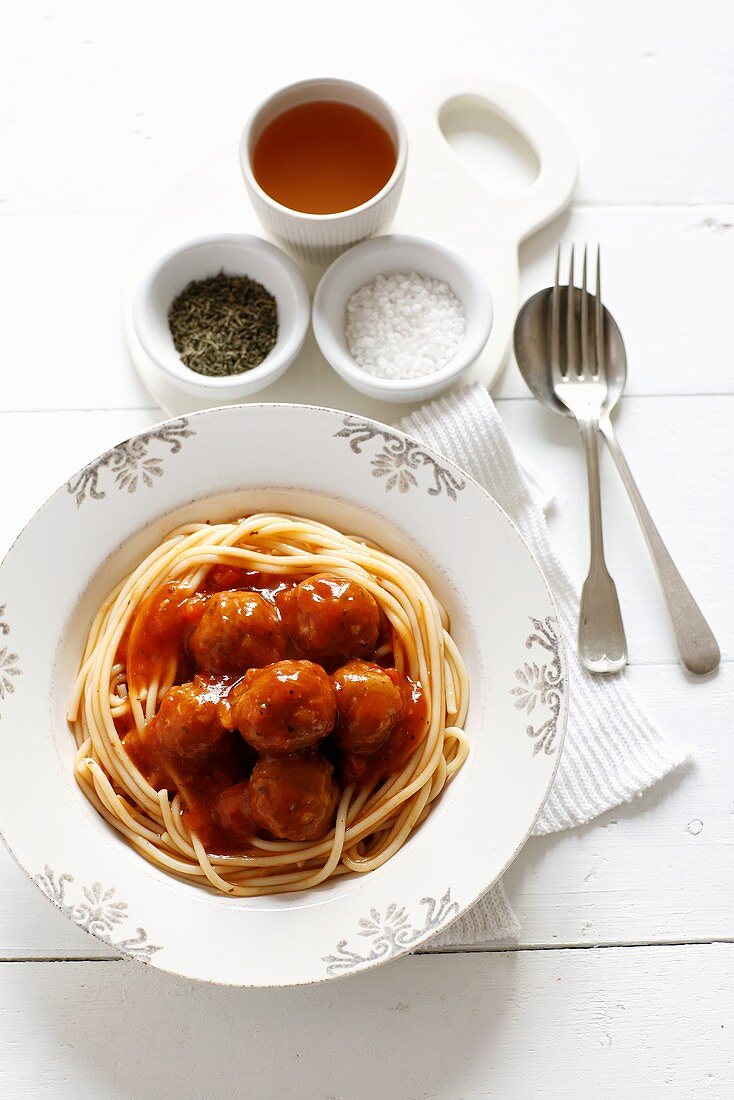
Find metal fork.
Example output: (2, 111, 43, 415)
(550, 246, 628, 673)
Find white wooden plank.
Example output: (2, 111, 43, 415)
(2, 2, 733, 212)
(503, 204, 734, 399)
(0, 213, 153, 412)
(0, 206, 732, 411)
(499, 396, 733, 667)
(493, 663, 734, 949)
(0, 856, 112, 959)
(0, 403, 730, 958)
(0, 410, 160, 550)
(0, 399, 727, 674)
(2, 664, 731, 959)
(0, 948, 731, 1098)
(1, 3, 731, 1092)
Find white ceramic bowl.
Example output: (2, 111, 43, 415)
(312, 235, 494, 403)
(240, 79, 408, 264)
(132, 233, 310, 401)
(0, 404, 567, 987)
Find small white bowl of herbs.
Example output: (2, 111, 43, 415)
(312, 234, 493, 403)
(133, 233, 310, 400)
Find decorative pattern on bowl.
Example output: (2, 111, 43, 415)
(66, 419, 194, 507)
(323, 890, 459, 976)
(335, 415, 465, 498)
(0, 404, 567, 986)
(0, 604, 20, 712)
(511, 617, 564, 757)
(34, 867, 161, 962)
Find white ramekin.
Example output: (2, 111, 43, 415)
(132, 233, 310, 401)
(312, 234, 494, 403)
(239, 78, 408, 265)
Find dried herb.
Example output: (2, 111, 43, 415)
(168, 272, 278, 377)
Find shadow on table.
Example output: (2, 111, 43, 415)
(25, 950, 522, 1099)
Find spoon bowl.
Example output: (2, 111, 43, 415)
(513, 274, 720, 677)
(514, 286, 626, 417)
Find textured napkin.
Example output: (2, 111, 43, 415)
(398, 384, 687, 945)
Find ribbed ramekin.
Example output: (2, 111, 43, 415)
(239, 78, 408, 265)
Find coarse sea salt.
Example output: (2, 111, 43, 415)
(345, 272, 465, 380)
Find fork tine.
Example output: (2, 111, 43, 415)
(549, 244, 562, 385)
(594, 245, 606, 380)
(566, 245, 578, 377)
(580, 245, 592, 378)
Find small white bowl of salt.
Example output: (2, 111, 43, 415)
(312, 234, 493, 403)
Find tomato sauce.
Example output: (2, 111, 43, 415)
(182, 780, 255, 855)
(205, 566, 300, 604)
(125, 582, 208, 692)
(118, 567, 419, 851)
(342, 678, 428, 787)
(124, 673, 256, 852)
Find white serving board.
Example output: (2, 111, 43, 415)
(124, 78, 577, 420)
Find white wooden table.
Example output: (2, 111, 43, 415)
(2, 3, 733, 1095)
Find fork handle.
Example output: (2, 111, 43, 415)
(577, 417, 628, 674)
(598, 413, 720, 676)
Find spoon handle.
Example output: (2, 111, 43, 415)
(577, 417, 628, 674)
(598, 413, 720, 676)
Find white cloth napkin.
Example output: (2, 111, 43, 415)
(398, 384, 687, 944)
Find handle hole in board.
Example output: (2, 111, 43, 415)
(439, 95, 539, 195)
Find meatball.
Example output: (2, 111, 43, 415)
(183, 780, 256, 854)
(279, 573, 380, 666)
(189, 590, 287, 675)
(331, 660, 405, 755)
(126, 679, 232, 791)
(249, 753, 340, 841)
(222, 659, 337, 755)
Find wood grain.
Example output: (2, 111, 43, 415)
(2, 3, 732, 211)
(2, 662, 731, 960)
(1, 0, 733, 1089)
(0, 949, 731, 1098)
(0, 206, 732, 410)
(0, 397, 727, 665)
(0, 395, 730, 959)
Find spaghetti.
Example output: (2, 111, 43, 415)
(68, 513, 469, 896)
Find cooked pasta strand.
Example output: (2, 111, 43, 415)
(68, 514, 469, 895)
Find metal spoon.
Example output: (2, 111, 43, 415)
(514, 258, 720, 676)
